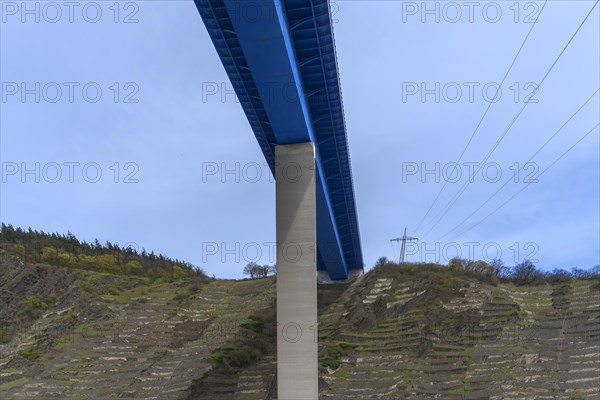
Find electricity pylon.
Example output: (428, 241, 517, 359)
(390, 228, 418, 264)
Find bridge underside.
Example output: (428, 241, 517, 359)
(195, 0, 362, 280)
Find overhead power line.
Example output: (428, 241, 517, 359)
(437, 89, 600, 241)
(419, 0, 600, 239)
(448, 122, 600, 241)
(414, 0, 549, 233)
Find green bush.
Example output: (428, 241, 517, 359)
(240, 316, 265, 333)
(20, 346, 40, 361)
(209, 308, 275, 373)
(211, 346, 235, 363)
(321, 342, 358, 370)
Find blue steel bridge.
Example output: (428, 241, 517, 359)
(195, 0, 362, 280)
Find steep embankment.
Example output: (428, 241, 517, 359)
(1, 257, 599, 399)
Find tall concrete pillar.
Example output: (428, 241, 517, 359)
(276, 142, 318, 400)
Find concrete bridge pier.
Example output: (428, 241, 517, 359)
(276, 142, 319, 400)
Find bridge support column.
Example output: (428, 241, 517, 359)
(276, 142, 318, 400)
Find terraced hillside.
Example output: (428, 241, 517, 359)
(1, 256, 599, 399)
(0, 255, 275, 399)
(317, 265, 600, 399)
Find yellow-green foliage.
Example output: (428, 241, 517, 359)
(172, 265, 189, 280)
(95, 254, 118, 273)
(13, 243, 27, 258)
(0, 224, 206, 282)
(23, 294, 55, 318)
(41, 246, 78, 268)
(126, 260, 143, 274)
(24, 295, 54, 310)
(57, 251, 78, 268)
(37, 247, 184, 280)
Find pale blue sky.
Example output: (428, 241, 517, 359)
(1, 0, 599, 278)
